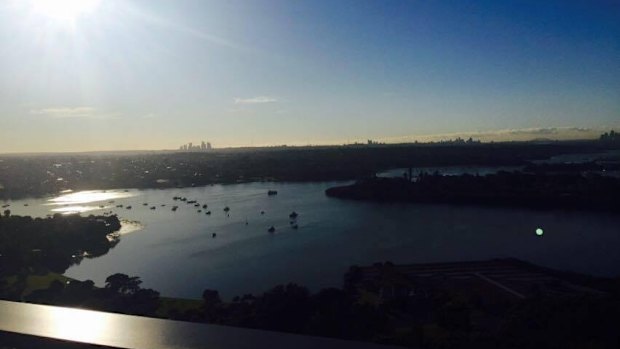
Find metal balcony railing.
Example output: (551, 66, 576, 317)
(0, 300, 401, 349)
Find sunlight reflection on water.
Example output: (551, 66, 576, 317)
(51, 205, 102, 214)
(46, 190, 136, 214)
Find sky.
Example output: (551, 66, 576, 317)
(0, 0, 619, 152)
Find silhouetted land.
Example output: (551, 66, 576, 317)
(0, 213, 121, 275)
(1, 137, 619, 347)
(524, 161, 620, 174)
(7, 259, 620, 349)
(0, 214, 159, 316)
(1, 213, 618, 348)
(1, 140, 617, 199)
(326, 172, 620, 212)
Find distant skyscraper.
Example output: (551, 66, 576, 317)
(178, 141, 211, 151)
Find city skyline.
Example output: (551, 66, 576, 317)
(179, 141, 213, 151)
(1, 0, 619, 153)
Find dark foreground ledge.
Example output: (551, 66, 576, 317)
(0, 300, 402, 349)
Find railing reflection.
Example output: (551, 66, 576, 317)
(0, 300, 401, 349)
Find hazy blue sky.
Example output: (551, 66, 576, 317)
(0, 0, 619, 152)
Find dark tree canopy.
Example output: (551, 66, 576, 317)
(0, 214, 121, 274)
(105, 273, 143, 295)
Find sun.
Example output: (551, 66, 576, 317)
(31, 0, 101, 22)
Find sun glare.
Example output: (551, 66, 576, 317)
(50, 306, 111, 344)
(31, 0, 101, 22)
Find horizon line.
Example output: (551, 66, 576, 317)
(0, 137, 605, 157)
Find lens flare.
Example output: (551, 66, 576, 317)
(31, 0, 101, 21)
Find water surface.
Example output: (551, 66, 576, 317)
(5, 180, 619, 299)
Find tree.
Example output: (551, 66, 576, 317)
(202, 289, 221, 305)
(2, 209, 9, 217)
(129, 288, 161, 316)
(253, 283, 312, 333)
(201, 289, 222, 321)
(105, 273, 142, 295)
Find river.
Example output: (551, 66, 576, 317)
(4, 178, 620, 299)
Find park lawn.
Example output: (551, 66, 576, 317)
(2, 272, 73, 298)
(2, 273, 203, 318)
(23, 273, 72, 296)
(157, 297, 202, 317)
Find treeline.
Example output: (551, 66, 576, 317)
(523, 161, 620, 174)
(16, 268, 620, 348)
(178, 285, 389, 341)
(0, 213, 121, 274)
(23, 274, 160, 317)
(326, 172, 620, 212)
(0, 141, 610, 199)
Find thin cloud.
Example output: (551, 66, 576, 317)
(504, 127, 594, 136)
(234, 96, 278, 104)
(508, 127, 559, 135)
(500, 127, 595, 137)
(381, 127, 604, 144)
(30, 107, 97, 119)
(30, 107, 116, 120)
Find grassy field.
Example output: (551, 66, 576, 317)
(157, 297, 202, 317)
(2, 272, 202, 317)
(2, 272, 73, 298)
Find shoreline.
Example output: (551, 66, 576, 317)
(3, 141, 617, 201)
(326, 173, 620, 212)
